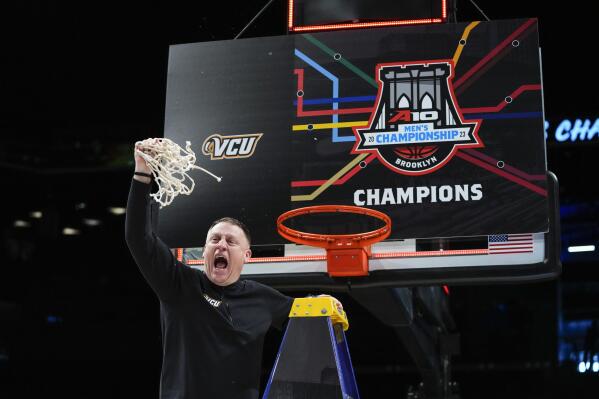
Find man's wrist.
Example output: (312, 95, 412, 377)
(133, 171, 152, 184)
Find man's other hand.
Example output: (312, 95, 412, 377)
(318, 294, 344, 314)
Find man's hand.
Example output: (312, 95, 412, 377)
(318, 294, 344, 314)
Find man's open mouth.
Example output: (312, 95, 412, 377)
(214, 256, 228, 269)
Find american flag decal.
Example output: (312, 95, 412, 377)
(488, 234, 534, 254)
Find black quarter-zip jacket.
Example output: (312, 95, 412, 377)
(125, 179, 293, 399)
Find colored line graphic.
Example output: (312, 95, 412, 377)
(462, 112, 542, 120)
(295, 96, 376, 105)
(454, 18, 536, 90)
(456, 152, 547, 196)
(294, 49, 341, 141)
(292, 121, 368, 131)
(461, 84, 542, 113)
(464, 149, 546, 181)
(294, 49, 356, 142)
(294, 69, 373, 116)
(303, 34, 377, 88)
(452, 21, 481, 65)
(291, 154, 377, 188)
(291, 154, 369, 202)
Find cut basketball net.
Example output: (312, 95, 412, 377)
(135, 138, 221, 208)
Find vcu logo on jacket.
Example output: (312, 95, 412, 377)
(203, 294, 222, 307)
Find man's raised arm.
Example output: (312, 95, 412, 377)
(124, 144, 186, 301)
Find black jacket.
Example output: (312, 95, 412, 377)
(125, 179, 293, 399)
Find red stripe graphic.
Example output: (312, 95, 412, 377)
(454, 18, 536, 89)
(456, 152, 547, 196)
(463, 149, 546, 181)
(460, 84, 541, 113)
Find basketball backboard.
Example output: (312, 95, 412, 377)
(158, 18, 560, 287)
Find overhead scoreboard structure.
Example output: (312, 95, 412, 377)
(158, 18, 560, 288)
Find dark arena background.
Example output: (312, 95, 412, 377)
(1, 1, 598, 398)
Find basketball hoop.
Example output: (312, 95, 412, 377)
(277, 205, 392, 277)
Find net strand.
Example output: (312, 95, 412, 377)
(135, 138, 221, 208)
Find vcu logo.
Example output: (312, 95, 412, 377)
(202, 133, 263, 160)
(203, 294, 222, 308)
(353, 60, 483, 175)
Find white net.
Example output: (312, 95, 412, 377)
(135, 138, 221, 208)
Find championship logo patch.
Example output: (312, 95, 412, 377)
(352, 60, 483, 175)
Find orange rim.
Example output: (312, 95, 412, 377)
(277, 205, 392, 249)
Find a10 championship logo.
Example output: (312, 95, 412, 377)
(353, 60, 483, 175)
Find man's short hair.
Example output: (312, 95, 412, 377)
(208, 217, 251, 246)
